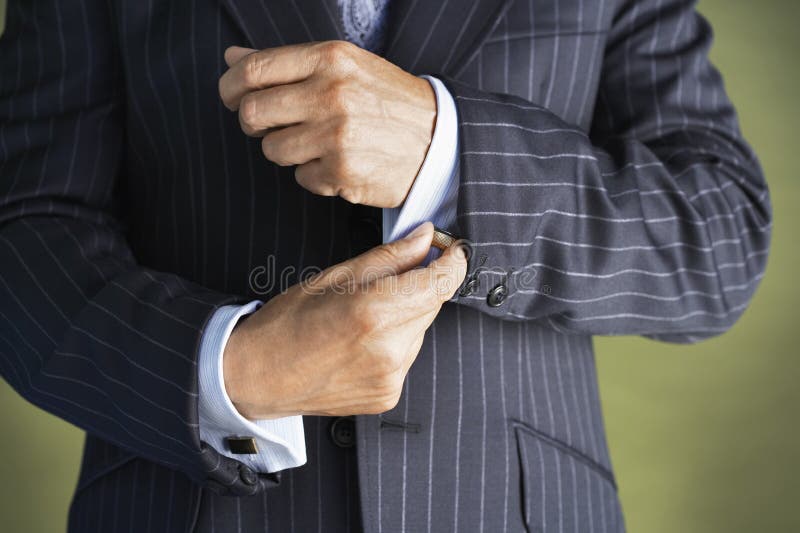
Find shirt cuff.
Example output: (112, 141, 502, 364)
(198, 302, 307, 473)
(382, 75, 460, 259)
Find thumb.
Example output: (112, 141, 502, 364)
(224, 46, 258, 67)
(426, 237, 469, 301)
(308, 222, 434, 290)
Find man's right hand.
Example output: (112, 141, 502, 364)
(222, 222, 468, 420)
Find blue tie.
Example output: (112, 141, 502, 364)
(337, 0, 391, 54)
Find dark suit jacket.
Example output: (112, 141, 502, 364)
(0, 0, 770, 532)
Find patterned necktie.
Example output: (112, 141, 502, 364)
(337, 0, 391, 54)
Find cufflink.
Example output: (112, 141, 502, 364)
(226, 436, 258, 454)
(431, 227, 458, 250)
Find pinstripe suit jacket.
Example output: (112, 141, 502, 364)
(0, 0, 770, 532)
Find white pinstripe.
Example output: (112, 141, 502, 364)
(0, 1, 770, 531)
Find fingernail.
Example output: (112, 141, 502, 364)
(405, 223, 429, 241)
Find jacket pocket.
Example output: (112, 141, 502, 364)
(513, 420, 623, 533)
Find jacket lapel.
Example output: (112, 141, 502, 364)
(382, 0, 513, 76)
(219, 0, 345, 49)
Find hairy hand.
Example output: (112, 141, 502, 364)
(223, 223, 467, 419)
(219, 41, 437, 208)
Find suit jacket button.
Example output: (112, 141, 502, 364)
(239, 464, 258, 486)
(460, 277, 480, 297)
(330, 416, 356, 448)
(486, 283, 508, 307)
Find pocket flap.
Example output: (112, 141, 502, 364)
(513, 420, 623, 532)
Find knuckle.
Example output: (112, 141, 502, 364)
(262, 136, 288, 165)
(330, 155, 359, 187)
(382, 346, 406, 372)
(356, 304, 383, 333)
(294, 166, 307, 186)
(294, 169, 329, 196)
(329, 154, 349, 178)
(327, 261, 357, 292)
(331, 118, 354, 150)
(242, 53, 265, 87)
(239, 94, 260, 135)
(338, 187, 363, 205)
(348, 295, 372, 329)
(326, 79, 351, 111)
(261, 135, 274, 158)
(320, 40, 356, 64)
(272, 87, 291, 111)
(375, 242, 402, 264)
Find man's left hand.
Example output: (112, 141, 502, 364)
(219, 41, 437, 208)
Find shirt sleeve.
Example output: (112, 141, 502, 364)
(197, 302, 307, 473)
(382, 76, 460, 257)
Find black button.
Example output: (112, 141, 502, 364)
(460, 277, 480, 297)
(330, 416, 356, 448)
(239, 464, 258, 486)
(487, 283, 508, 307)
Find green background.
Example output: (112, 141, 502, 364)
(0, 1, 797, 531)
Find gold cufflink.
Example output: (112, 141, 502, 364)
(431, 227, 458, 251)
(226, 436, 258, 454)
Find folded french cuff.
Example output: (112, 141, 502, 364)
(198, 302, 307, 473)
(382, 75, 461, 262)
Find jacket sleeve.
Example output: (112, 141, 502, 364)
(0, 0, 272, 496)
(442, 0, 771, 342)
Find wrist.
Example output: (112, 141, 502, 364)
(392, 76, 437, 208)
(222, 322, 260, 419)
(414, 75, 437, 136)
(223, 314, 297, 420)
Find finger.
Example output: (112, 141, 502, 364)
(379, 240, 468, 314)
(238, 80, 316, 136)
(304, 222, 434, 291)
(294, 153, 373, 206)
(294, 154, 364, 207)
(294, 159, 337, 197)
(224, 46, 257, 67)
(419, 240, 469, 302)
(261, 121, 331, 167)
(219, 42, 319, 110)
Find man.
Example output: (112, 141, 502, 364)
(0, 0, 770, 531)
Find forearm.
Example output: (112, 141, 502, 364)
(440, 4, 771, 340)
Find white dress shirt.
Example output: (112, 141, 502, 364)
(197, 76, 460, 473)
